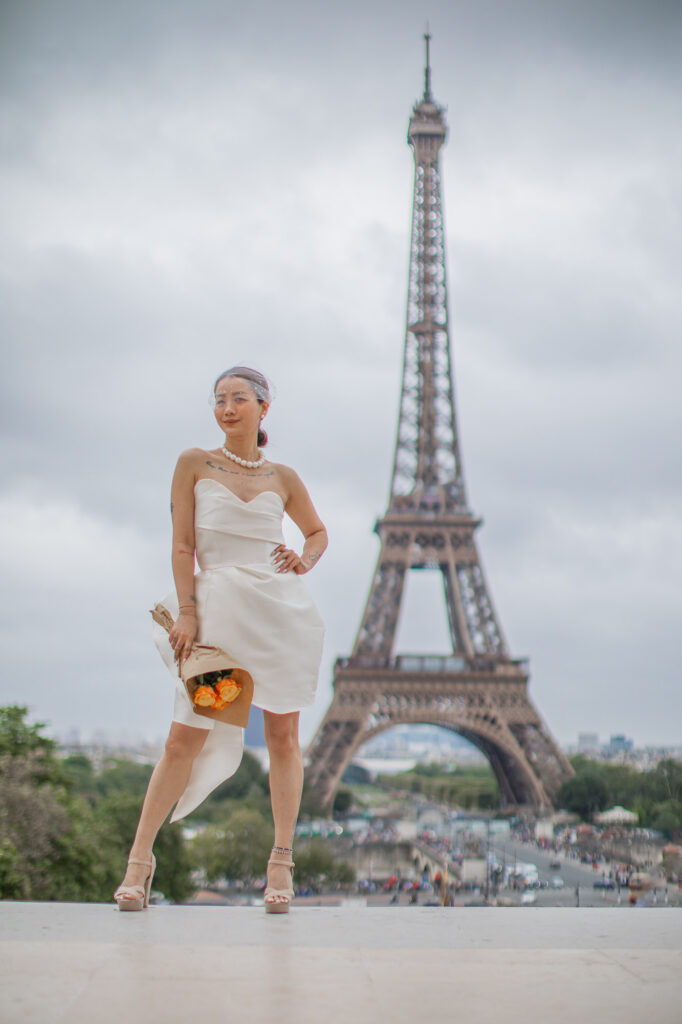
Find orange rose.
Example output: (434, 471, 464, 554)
(193, 685, 217, 707)
(215, 679, 242, 703)
(213, 696, 228, 710)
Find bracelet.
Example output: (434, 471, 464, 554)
(178, 605, 197, 616)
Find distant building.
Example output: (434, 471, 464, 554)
(607, 734, 634, 754)
(358, 724, 485, 764)
(577, 733, 600, 753)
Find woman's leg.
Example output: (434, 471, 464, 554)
(120, 721, 208, 889)
(263, 710, 302, 889)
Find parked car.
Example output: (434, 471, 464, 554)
(549, 860, 561, 870)
(550, 877, 564, 889)
(593, 879, 616, 890)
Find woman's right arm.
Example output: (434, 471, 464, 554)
(168, 450, 198, 665)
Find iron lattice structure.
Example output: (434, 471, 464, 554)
(306, 38, 572, 811)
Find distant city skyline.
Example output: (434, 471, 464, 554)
(51, 720, 682, 764)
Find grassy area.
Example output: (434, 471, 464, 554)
(372, 762, 499, 811)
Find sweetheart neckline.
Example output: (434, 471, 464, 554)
(194, 477, 285, 508)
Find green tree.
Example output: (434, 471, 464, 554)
(61, 754, 96, 794)
(0, 705, 67, 787)
(94, 759, 153, 801)
(187, 750, 271, 823)
(651, 760, 682, 803)
(332, 787, 353, 815)
(190, 807, 272, 883)
(294, 838, 355, 888)
(299, 781, 325, 820)
(0, 706, 194, 903)
(0, 706, 56, 758)
(413, 762, 447, 778)
(99, 792, 194, 903)
(560, 754, 682, 831)
(557, 767, 609, 818)
(210, 750, 268, 801)
(599, 763, 639, 807)
(0, 749, 119, 901)
(649, 800, 682, 838)
(375, 762, 498, 810)
(0, 838, 27, 899)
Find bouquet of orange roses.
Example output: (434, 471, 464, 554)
(151, 603, 254, 726)
(191, 670, 243, 711)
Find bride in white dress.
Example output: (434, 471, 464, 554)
(114, 367, 327, 914)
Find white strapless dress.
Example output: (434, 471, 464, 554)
(153, 478, 325, 821)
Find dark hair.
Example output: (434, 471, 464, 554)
(214, 365, 271, 447)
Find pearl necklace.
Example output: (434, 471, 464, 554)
(221, 446, 265, 469)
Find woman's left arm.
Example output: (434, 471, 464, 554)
(272, 467, 328, 575)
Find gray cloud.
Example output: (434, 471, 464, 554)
(1, 0, 681, 748)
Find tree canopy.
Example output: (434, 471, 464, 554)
(557, 755, 682, 837)
(0, 706, 192, 902)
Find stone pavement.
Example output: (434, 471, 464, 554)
(1, 903, 680, 1024)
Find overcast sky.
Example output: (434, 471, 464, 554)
(1, 0, 681, 753)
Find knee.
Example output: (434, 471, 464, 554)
(164, 730, 203, 763)
(266, 725, 300, 759)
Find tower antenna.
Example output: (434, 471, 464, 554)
(423, 27, 433, 101)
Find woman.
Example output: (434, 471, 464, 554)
(114, 366, 326, 914)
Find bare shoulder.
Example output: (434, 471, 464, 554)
(267, 461, 305, 495)
(171, 448, 206, 486)
(268, 460, 301, 482)
(176, 447, 207, 468)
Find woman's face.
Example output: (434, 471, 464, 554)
(213, 376, 267, 440)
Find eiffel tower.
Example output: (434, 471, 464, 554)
(306, 36, 572, 811)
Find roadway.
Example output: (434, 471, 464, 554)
(489, 837, 631, 907)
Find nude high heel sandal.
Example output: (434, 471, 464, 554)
(114, 854, 156, 911)
(264, 847, 295, 914)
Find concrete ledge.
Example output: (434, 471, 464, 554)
(1, 903, 681, 1024)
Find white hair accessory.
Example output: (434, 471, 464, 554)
(211, 366, 274, 407)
